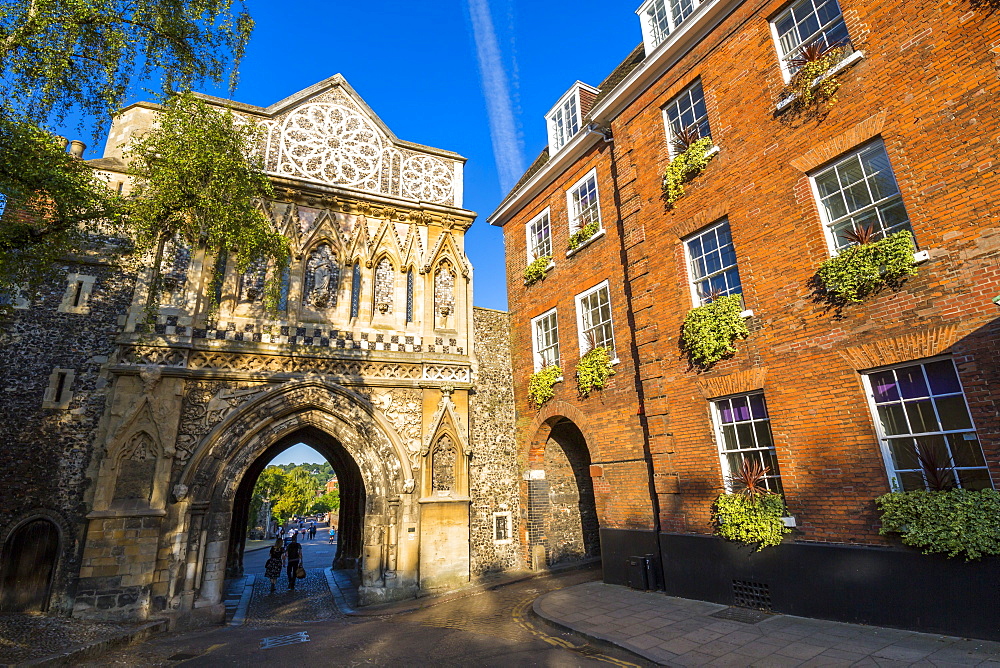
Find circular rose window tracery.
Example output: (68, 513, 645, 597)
(280, 103, 383, 186)
(402, 155, 453, 202)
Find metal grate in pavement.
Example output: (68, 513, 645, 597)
(710, 606, 774, 624)
(259, 631, 310, 649)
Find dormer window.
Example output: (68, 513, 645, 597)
(638, 0, 705, 53)
(545, 83, 599, 153)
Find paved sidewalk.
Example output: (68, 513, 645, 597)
(0, 614, 164, 665)
(534, 582, 1000, 666)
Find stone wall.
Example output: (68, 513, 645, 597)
(468, 307, 521, 575)
(0, 248, 137, 614)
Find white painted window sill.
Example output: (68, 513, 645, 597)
(566, 227, 606, 257)
(781, 516, 797, 528)
(523, 260, 557, 286)
(611, 358, 621, 366)
(739, 309, 754, 319)
(913, 250, 930, 264)
(704, 145, 720, 158)
(775, 50, 865, 113)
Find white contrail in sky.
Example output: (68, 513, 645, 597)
(467, 0, 524, 193)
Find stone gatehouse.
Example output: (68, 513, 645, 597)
(0, 75, 519, 627)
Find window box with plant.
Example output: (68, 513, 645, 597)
(816, 226, 918, 304)
(574, 285, 617, 397)
(523, 254, 553, 286)
(568, 220, 601, 252)
(712, 459, 792, 550)
(662, 124, 717, 207)
(875, 445, 1000, 560)
(576, 344, 615, 397)
(528, 364, 562, 408)
(680, 292, 749, 367)
(775, 41, 861, 114)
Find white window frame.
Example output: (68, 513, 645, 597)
(770, 0, 851, 81)
(544, 84, 587, 153)
(525, 208, 553, 263)
(860, 357, 993, 492)
(808, 140, 913, 254)
(637, 0, 706, 54)
(566, 168, 602, 235)
(575, 280, 616, 360)
(709, 392, 784, 495)
(662, 79, 712, 158)
(682, 219, 742, 307)
(530, 307, 560, 371)
(492, 511, 513, 544)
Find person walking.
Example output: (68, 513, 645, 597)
(263, 537, 285, 593)
(286, 535, 304, 591)
(309, 522, 316, 540)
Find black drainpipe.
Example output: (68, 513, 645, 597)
(602, 125, 665, 588)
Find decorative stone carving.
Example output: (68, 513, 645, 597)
(374, 258, 394, 314)
(280, 103, 383, 187)
(172, 484, 189, 502)
(175, 382, 271, 463)
(239, 259, 267, 303)
(305, 244, 339, 308)
(401, 155, 452, 202)
(431, 435, 456, 493)
(159, 237, 191, 299)
(373, 389, 423, 467)
(435, 264, 455, 317)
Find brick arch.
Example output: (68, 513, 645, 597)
(524, 399, 600, 465)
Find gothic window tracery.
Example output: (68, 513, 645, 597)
(432, 434, 456, 493)
(304, 244, 339, 309)
(434, 262, 455, 317)
(374, 257, 394, 314)
(350, 262, 362, 318)
(160, 236, 191, 295)
(406, 269, 414, 323)
(113, 432, 157, 503)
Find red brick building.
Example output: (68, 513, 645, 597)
(490, 0, 1000, 639)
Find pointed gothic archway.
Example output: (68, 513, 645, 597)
(168, 378, 417, 612)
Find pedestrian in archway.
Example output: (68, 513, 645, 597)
(286, 535, 303, 591)
(264, 537, 285, 593)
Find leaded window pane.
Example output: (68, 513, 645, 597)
(685, 219, 742, 305)
(528, 212, 552, 260)
(350, 262, 361, 318)
(570, 174, 601, 232)
(577, 284, 614, 356)
(664, 81, 711, 154)
(405, 269, 414, 323)
(532, 310, 560, 370)
(774, 0, 850, 72)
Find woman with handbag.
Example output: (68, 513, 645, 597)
(286, 535, 304, 590)
(264, 538, 285, 593)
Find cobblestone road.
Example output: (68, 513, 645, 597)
(0, 614, 142, 664)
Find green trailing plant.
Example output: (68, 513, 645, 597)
(876, 488, 1000, 560)
(568, 220, 600, 251)
(528, 364, 561, 408)
(576, 342, 615, 397)
(713, 458, 790, 550)
(662, 133, 715, 207)
(523, 254, 552, 286)
(680, 293, 749, 367)
(815, 228, 918, 304)
(779, 41, 847, 113)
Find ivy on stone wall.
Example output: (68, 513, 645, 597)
(680, 294, 748, 368)
(876, 488, 1000, 560)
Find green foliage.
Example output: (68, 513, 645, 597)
(523, 254, 552, 286)
(576, 346, 615, 397)
(680, 294, 749, 367)
(0, 0, 253, 129)
(568, 220, 600, 251)
(662, 137, 715, 206)
(0, 114, 120, 299)
(311, 490, 340, 515)
(124, 92, 289, 311)
(876, 488, 1000, 560)
(779, 46, 846, 114)
(713, 493, 791, 550)
(816, 230, 917, 304)
(528, 364, 561, 408)
(271, 466, 319, 524)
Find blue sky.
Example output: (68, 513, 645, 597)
(60, 1, 642, 311)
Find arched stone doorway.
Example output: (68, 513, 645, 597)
(0, 518, 60, 612)
(227, 426, 366, 577)
(526, 416, 601, 569)
(163, 379, 417, 620)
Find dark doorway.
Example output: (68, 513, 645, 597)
(227, 427, 365, 577)
(533, 419, 601, 567)
(0, 519, 59, 612)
